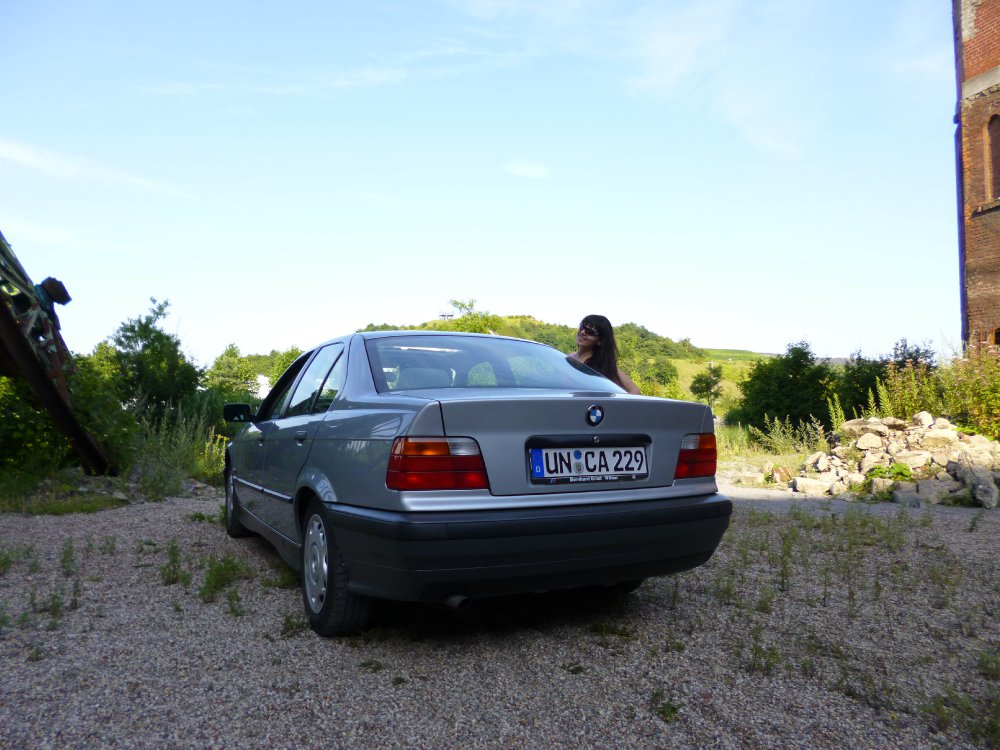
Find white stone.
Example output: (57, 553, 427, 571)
(792, 477, 833, 495)
(893, 450, 932, 469)
(921, 429, 959, 448)
(856, 433, 884, 450)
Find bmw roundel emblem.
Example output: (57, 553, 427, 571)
(586, 405, 604, 426)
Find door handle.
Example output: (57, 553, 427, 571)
(295, 430, 308, 443)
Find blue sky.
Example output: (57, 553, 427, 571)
(1, 0, 959, 367)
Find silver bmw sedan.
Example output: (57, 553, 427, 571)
(223, 331, 731, 636)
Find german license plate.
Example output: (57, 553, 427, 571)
(529, 446, 648, 484)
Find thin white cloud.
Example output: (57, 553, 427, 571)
(0, 137, 84, 178)
(139, 66, 409, 99)
(0, 136, 192, 199)
(503, 161, 551, 179)
(622, 0, 816, 158)
(0, 215, 82, 248)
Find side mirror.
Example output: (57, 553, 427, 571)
(223, 403, 254, 423)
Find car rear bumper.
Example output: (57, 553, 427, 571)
(325, 493, 732, 602)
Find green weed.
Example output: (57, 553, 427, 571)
(649, 689, 680, 723)
(60, 539, 76, 577)
(159, 540, 191, 587)
(198, 555, 253, 602)
(979, 649, 1000, 681)
(226, 588, 244, 617)
(281, 613, 309, 636)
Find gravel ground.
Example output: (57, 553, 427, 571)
(0, 480, 997, 749)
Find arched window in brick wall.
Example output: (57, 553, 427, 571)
(989, 116, 1000, 200)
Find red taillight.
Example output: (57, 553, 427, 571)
(386, 437, 490, 491)
(674, 433, 717, 479)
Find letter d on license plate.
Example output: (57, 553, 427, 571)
(529, 446, 648, 484)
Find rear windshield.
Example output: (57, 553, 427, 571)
(365, 335, 625, 393)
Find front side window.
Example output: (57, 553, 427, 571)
(365, 335, 625, 393)
(256, 352, 310, 421)
(284, 344, 344, 418)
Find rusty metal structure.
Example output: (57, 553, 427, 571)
(0, 229, 111, 474)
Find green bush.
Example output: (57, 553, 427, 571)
(747, 415, 829, 455)
(727, 342, 835, 430)
(131, 407, 216, 500)
(882, 361, 943, 421)
(0, 377, 70, 472)
(939, 346, 1000, 439)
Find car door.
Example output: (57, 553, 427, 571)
(258, 343, 344, 540)
(232, 358, 303, 524)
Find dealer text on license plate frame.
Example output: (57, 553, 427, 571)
(528, 446, 648, 484)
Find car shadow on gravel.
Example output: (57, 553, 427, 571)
(364, 586, 640, 641)
(234, 528, 643, 641)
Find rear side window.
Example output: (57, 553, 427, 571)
(365, 335, 624, 393)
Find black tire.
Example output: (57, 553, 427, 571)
(224, 465, 251, 538)
(301, 498, 371, 637)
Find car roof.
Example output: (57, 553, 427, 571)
(354, 330, 543, 345)
(302, 329, 555, 354)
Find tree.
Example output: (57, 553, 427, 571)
(266, 346, 304, 388)
(204, 344, 258, 401)
(108, 299, 201, 419)
(727, 341, 834, 429)
(447, 299, 503, 334)
(690, 364, 723, 408)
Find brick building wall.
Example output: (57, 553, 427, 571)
(955, 0, 1000, 347)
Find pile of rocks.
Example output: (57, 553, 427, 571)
(776, 412, 1000, 508)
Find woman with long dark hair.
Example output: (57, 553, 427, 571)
(569, 314, 641, 394)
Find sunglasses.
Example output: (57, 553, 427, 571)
(579, 325, 599, 337)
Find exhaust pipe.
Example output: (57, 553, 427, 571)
(444, 594, 470, 610)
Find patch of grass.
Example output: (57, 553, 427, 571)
(979, 649, 1000, 681)
(649, 688, 681, 723)
(755, 585, 776, 614)
(0, 547, 13, 577)
(589, 622, 634, 639)
(188, 511, 217, 523)
(226, 588, 244, 617)
(663, 634, 686, 653)
(198, 555, 253, 602)
(360, 659, 385, 673)
(747, 624, 781, 675)
(160, 540, 191, 587)
(99, 537, 116, 555)
(16, 494, 128, 516)
(60, 539, 76, 577)
(941, 488, 978, 507)
(262, 565, 299, 590)
(281, 613, 309, 637)
(967, 509, 985, 533)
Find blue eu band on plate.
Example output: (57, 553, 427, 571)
(529, 446, 647, 483)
